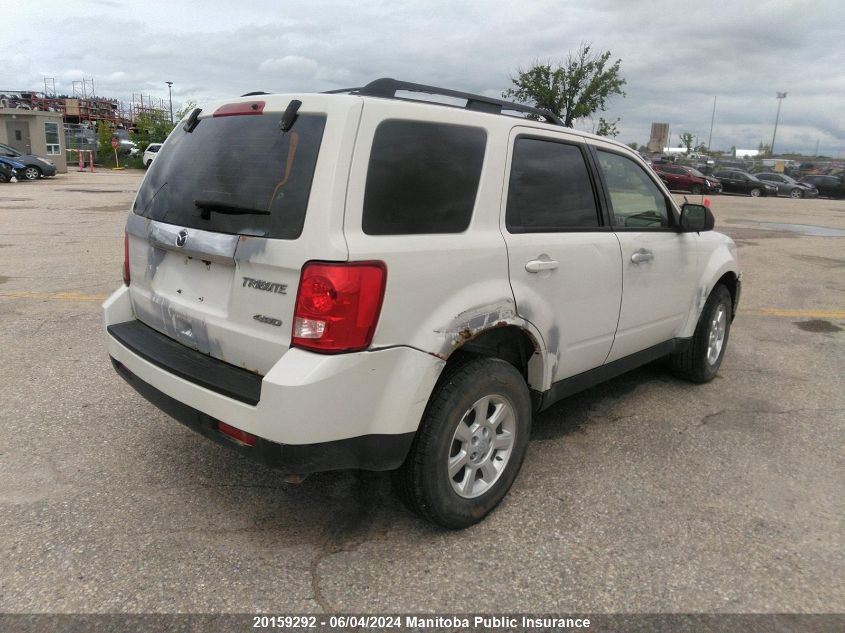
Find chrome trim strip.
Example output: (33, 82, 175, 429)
(127, 217, 239, 264)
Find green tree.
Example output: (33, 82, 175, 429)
(596, 117, 620, 137)
(504, 43, 626, 127)
(627, 142, 639, 151)
(680, 132, 695, 152)
(130, 111, 173, 153)
(694, 143, 709, 154)
(175, 100, 197, 122)
(97, 122, 114, 158)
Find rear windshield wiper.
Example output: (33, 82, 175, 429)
(194, 199, 270, 219)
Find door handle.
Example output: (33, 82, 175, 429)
(631, 249, 654, 264)
(525, 259, 559, 273)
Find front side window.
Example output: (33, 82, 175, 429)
(44, 122, 60, 155)
(506, 138, 600, 232)
(362, 120, 486, 235)
(597, 150, 671, 229)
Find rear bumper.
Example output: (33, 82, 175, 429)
(111, 358, 414, 473)
(103, 285, 444, 473)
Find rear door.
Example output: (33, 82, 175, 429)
(125, 95, 360, 375)
(502, 129, 622, 380)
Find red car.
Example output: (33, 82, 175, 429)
(652, 163, 722, 194)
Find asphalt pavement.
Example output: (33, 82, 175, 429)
(0, 171, 842, 614)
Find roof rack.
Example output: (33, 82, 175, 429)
(324, 78, 563, 126)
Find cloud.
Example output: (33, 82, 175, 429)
(258, 55, 319, 75)
(0, 0, 842, 156)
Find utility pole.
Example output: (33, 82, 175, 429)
(165, 81, 174, 124)
(707, 96, 716, 150)
(771, 92, 787, 156)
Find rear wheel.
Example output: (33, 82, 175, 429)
(789, 188, 803, 199)
(0, 172, 8, 183)
(392, 357, 532, 529)
(749, 187, 761, 197)
(23, 166, 41, 181)
(671, 284, 732, 383)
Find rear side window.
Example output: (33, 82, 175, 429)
(506, 138, 600, 232)
(133, 113, 326, 239)
(362, 120, 486, 235)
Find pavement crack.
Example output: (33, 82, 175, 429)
(307, 472, 393, 612)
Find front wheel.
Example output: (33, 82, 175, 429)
(671, 284, 732, 383)
(789, 188, 803, 199)
(392, 357, 532, 529)
(23, 166, 41, 181)
(690, 184, 703, 195)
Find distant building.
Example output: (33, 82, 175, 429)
(735, 149, 761, 158)
(647, 123, 669, 153)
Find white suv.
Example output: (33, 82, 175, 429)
(142, 143, 162, 168)
(103, 79, 740, 528)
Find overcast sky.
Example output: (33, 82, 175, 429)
(3, 0, 844, 156)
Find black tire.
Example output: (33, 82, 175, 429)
(789, 188, 803, 199)
(392, 357, 532, 529)
(690, 184, 703, 195)
(23, 166, 41, 181)
(144, 160, 152, 168)
(670, 284, 732, 383)
(0, 173, 8, 183)
(749, 187, 762, 197)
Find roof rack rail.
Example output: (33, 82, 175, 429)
(324, 78, 563, 126)
(240, 91, 269, 97)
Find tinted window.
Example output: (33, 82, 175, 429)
(362, 120, 486, 235)
(597, 150, 671, 229)
(506, 138, 599, 232)
(133, 113, 326, 239)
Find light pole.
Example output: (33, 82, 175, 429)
(771, 92, 787, 156)
(165, 81, 174, 124)
(707, 95, 716, 151)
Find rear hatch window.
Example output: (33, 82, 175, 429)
(133, 112, 326, 238)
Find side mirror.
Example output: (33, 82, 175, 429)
(680, 203, 715, 232)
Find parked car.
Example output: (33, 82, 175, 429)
(104, 78, 741, 528)
(653, 163, 722, 194)
(0, 142, 57, 180)
(142, 143, 163, 168)
(712, 170, 777, 197)
(799, 174, 845, 199)
(755, 173, 819, 198)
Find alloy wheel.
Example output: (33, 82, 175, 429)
(448, 395, 516, 499)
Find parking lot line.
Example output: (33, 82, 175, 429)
(0, 291, 109, 303)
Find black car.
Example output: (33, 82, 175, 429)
(712, 170, 778, 197)
(0, 142, 57, 180)
(755, 172, 819, 198)
(0, 161, 16, 183)
(799, 174, 845, 199)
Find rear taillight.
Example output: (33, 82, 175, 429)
(292, 261, 387, 353)
(122, 231, 130, 286)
